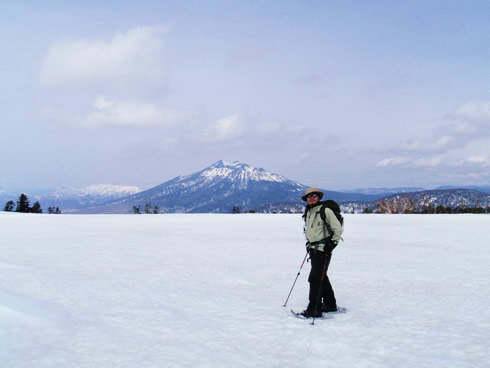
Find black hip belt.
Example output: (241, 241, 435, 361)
(307, 237, 331, 247)
(307, 237, 332, 253)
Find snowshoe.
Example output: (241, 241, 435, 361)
(291, 309, 332, 319)
(322, 305, 347, 314)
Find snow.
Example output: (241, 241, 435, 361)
(55, 184, 141, 197)
(1, 213, 489, 367)
(201, 167, 234, 181)
(200, 161, 289, 184)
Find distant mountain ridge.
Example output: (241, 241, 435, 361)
(2, 161, 489, 213)
(54, 184, 142, 197)
(343, 187, 426, 196)
(344, 186, 490, 196)
(341, 189, 490, 214)
(434, 185, 490, 194)
(76, 160, 308, 213)
(40, 185, 142, 212)
(0, 185, 141, 212)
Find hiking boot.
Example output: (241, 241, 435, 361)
(300, 309, 323, 318)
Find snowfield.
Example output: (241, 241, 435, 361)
(1, 213, 489, 368)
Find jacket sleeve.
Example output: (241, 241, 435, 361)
(323, 207, 343, 243)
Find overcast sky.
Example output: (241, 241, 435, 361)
(1, 0, 489, 191)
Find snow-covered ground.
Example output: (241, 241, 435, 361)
(1, 213, 489, 368)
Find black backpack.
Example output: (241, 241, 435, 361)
(303, 199, 344, 234)
(319, 200, 344, 227)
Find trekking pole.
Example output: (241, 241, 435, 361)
(282, 250, 309, 307)
(311, 254, 329, 325)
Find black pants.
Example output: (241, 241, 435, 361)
(307, 252, 337, 312)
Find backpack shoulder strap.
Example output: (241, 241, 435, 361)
(319, 203, 327, 222)
(302, 206, 309, 221)
(319, 203, 332, 237)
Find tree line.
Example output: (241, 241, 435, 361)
(132, 203, 159, 214)
(131, 204, 257, 214)
(3, 193, 61, 214)
(364, 195, 489, 214)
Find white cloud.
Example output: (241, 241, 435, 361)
(434, 136, 453, 149)
(399, 135, 453, 152)
(39, 25, 167, 86)
(202, 113, 244, 142)
(438, 100, 490, 138)
(412, 156, 442, 167)
(453, 100, 490, 122)
(399, 140, 422, 151)
(255, 121, 281, 136)
(375, 157, 410, 167)
(443, 120, 478, 134)
(85, 96, 192, 127)
(376, 156, 442, 168)
(467, 154, 490, 166)
(377, 100, 490, 173)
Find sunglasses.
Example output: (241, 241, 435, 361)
(306, 194, 319, 199)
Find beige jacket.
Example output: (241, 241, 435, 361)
(304, 204, 343, 252)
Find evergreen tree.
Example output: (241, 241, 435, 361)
(30, 201, 43, 213)
(16, 193, 30, 213)
(3, 200, 14, 211)
(48, 206, 61, 214)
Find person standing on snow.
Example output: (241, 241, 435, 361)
(300, 187, 344, 318)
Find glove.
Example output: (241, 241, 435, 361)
(323, 238, 338, 254)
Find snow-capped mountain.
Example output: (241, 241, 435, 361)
(51, 184, 142, 198)
(77, 160, 308, 213)
(42, 185, 141, 211)
(0, 185, 142, 212)
(170, 160, 295, 190)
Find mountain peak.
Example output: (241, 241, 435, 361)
(210, 160, 243, 168)
(201, 160, 289, 184)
